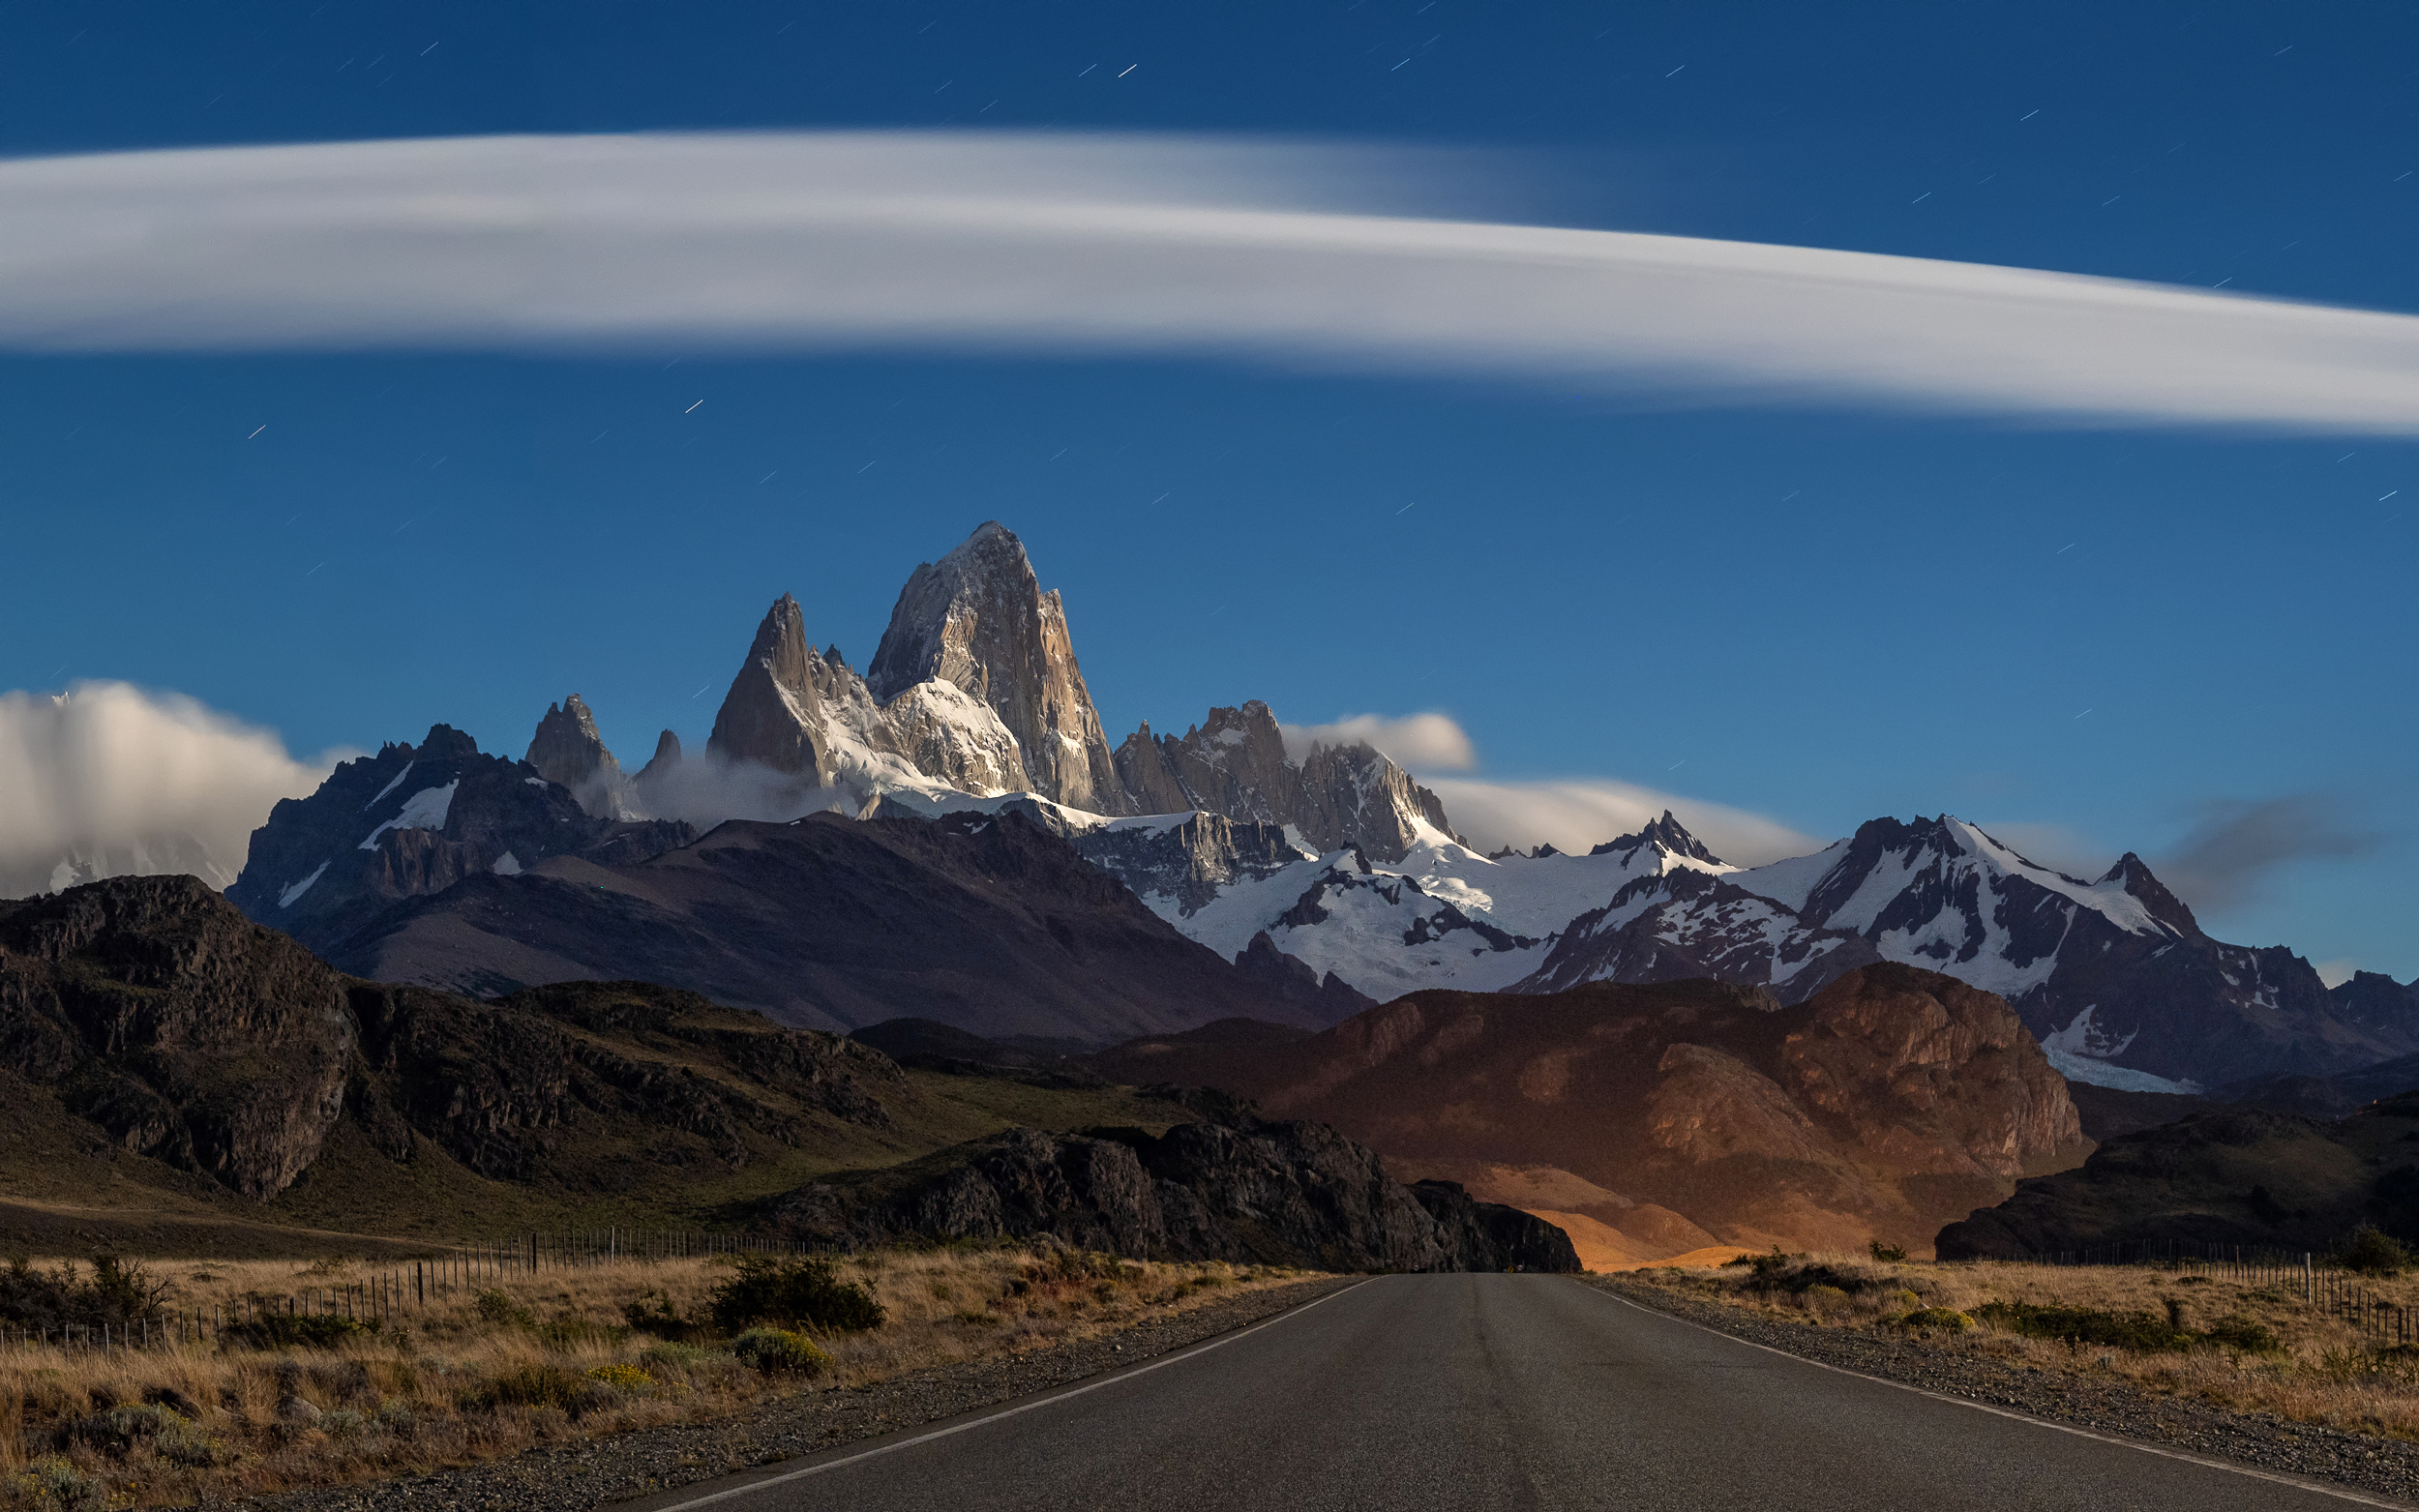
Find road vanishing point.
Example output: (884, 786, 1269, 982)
(635, 1275, 2393, 1512)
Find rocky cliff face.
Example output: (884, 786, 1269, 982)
(1082, 964, 2088, 1258)
(758, 1092, 1576, 1272)
(3, 876, 903, 1201)
(867, 522, 1130, 815)
(1110, 700, 1462, 863)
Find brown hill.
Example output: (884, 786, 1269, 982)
(1086, 964, 2090, 1258)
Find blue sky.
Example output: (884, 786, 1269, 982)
(1, 0, 2413, 977)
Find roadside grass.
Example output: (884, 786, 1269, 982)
(0, 1245, 1302, 1509)
(1620, 1251, 2419, 1440)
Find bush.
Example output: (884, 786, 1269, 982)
(639, 1340, 714, 1369)
(709, 1257, 885, 1334)
(588, 1363, 655, 1390)
(8, 1456, 105, 1512)
(2337, 1226, 2413, 1278)
(732, 1326, 830, 1374)
(1802, 1284, 1851, 1316)
(221, 1312, 377, 1350)
(622, 1289, 698, 1341)
(463, 1363, 616, 1421)
(1978, 1301, 2196, 1351)
(1893, 1307, 1973, 1332)
(2203, 1315, 2285, 1353)
(0, 1255, 169, 1331)
(475, 1290, 536, 1328)
(1867, 1240, 1909, 1263)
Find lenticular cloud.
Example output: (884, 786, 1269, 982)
(2, 132, 2418, 430)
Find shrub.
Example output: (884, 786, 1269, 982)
(709, 1257, 885, 1334)
(732, 1326, 830, 1374)
(2337, 1226, 2413, 1278)
(1893, 1307, 1973, 1332)
(639, 1340, 714, 1368)
(1867, 1240, 1909, 1263)
(221, 1312, 376, 1349)
(472, 1363, 584, 1410)
(588, 1363, 655, 1390)
(0, 1255, 168, 1331)
(8, 1456, 106, 1512)
(318, 1408, 365, 1438)
(2203, 1315, 2285, 1353)
(1978, 1301, 2195, 1351)
(1803, 1284, 1851, 1316)
(622, 1290, 698, 1340)
(475, 1290, 536, 1328)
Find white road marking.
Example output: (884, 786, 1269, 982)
(647, 1279, 1372, 1512)
(1585, 1284, 2414, 1509)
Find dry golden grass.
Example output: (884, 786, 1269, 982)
(0, 1246, 1306, 1509)
(1629, 1250, 2419, 1441)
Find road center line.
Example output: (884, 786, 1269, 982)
(1584, 1283, 2414, 1510)
(648, 1278, 1373, 1512)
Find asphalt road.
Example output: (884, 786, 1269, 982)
(641, 1275, 2396, 1512)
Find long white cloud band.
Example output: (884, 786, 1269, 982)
(0, 132, 2414, 430)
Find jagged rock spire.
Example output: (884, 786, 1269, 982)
(868, 522, 1130, 814)
(707, 594, 829, 777)
(526, 694, 622, 791)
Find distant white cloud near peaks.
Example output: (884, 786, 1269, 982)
(0, 683, 341, 896)
(1282, 708, 1820, 867)
(5, 133, 2419, 429)
(1280, 712, 1477, 770)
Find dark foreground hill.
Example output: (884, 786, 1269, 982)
(305, 808, 1354, 1043)
(0, 876, 1558, 1270)
(1086, 964, 2089, 1260)
(1936, 1095, 2419, 1259)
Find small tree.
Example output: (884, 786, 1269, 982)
(1868, 1240, 1909, 1263)
(709, 1256, 885, 1334)
(2337, 1226, 2413, 1277)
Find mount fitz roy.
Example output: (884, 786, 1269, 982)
(221, 522, 2416, 1089)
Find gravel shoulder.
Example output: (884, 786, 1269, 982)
(245, 1277, 1354, 1512)
(1591, 1276, 2419, 1507)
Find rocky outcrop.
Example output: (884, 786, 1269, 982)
(1408, 1181, 1584, 1272)
(1109, 700, 1464, 864)
(1935, 1097, 2419, 1260)
(0, 876, 353, 1198)
(1067, 812, 1305, 916)
(759, 1095, 1577, 1271)
(867, 522, 1129, 815)
(1, 876, 905, 1201)
(1081, 965, 2090, 1258)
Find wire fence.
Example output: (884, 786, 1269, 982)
(0, 1228, 803, 1356)
(1996, 1237, 2418, 1349)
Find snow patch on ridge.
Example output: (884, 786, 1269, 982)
(359, 782, 458, 850)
